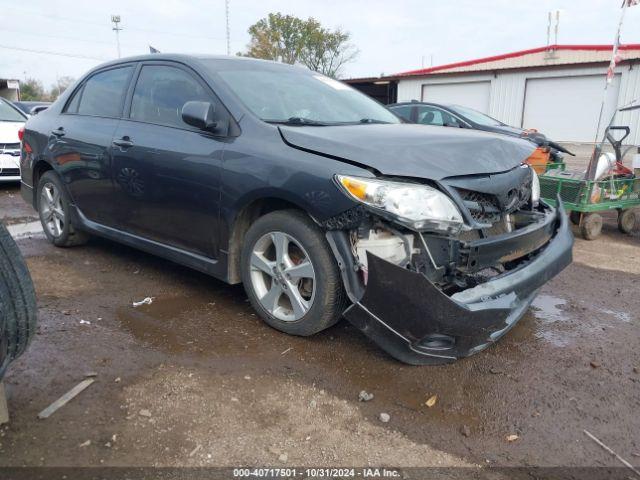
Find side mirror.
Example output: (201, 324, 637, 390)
(181, 101, 218, 131)
(30, 106, 48, 115)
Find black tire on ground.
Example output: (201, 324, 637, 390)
(569, 211, 582, 226)
(617, 209, 636, 234)
(241, 209, 347, 336)
(0, 221, 37, 377)
(580, 213, 603, 240)
(37, 171, 89, 247)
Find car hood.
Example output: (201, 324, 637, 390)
(0, 121, 24, 144)
(279, 124, 536, 180)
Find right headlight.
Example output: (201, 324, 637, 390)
(335, 175, 464, 234)
(530, 167, 540, 207)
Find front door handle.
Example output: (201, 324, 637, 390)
(113, 137, 134, 148)
(51, 128, 65, 137)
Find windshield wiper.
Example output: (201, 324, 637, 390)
(267, 117, 332, 126)
(359, 118, 391, 124)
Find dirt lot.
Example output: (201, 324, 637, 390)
(0, 177, 639, 471)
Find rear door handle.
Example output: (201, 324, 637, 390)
(51, 128, 65, 137)
(113, 137, 134, 148)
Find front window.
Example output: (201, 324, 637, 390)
(212, 64, 399, 125)
(448, 105, 503, 127)
(0, 99, 27, 122)
(416, 106, 462, 127)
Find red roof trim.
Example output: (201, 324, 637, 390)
(397, 44, 640, 77)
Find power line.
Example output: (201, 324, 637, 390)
(1, 26, 133, 47)
(0, 44, 107, 61)
(8, 7, 230, 42)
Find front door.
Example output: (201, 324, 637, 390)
(110, 63, 226, 258)
(48, 65, 134, 227)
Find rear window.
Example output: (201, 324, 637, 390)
(74, 66, 132, 118)
(0, 99, 27, 122)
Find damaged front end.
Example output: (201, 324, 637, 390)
(325, 165, 573, 365)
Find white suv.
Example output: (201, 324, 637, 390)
(0, 98, 27, 182)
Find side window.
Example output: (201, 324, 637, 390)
(390, 105, 413, 122)
(130, 65, 210, 128)
(77, 67, 132, 117)
(416, 106, 444, 126)
(441, 111, 463, 127)
(64, 86, 82, 113)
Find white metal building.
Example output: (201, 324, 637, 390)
(395, 45, 640, 144)
(0, 79, 20, 101)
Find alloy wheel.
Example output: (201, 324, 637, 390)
(39, 182, 65, 238)
(249, 231, 316, 322)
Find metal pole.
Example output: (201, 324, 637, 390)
(225, 0, 230, 55)
(111, 15, 122, 59)
(587, 1, 630, 179)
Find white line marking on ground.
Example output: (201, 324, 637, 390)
(6, 220, 44, 239)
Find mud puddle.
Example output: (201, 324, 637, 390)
(116, 292, 296, 358)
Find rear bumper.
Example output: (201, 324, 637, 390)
(341, 200, 574, 365)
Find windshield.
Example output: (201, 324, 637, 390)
(0, 99, 27, 122)
(215, 66, 399, 125)
(449, 104, 503, 127)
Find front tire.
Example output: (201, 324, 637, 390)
(0, 221, 37, 377)
(37, 171, 88, 247)
(241, 210, 346, 336)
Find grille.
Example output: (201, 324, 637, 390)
(456, 189, 502, 225)
(0, 168, 20, 177)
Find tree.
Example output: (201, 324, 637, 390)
(19, 78, 46, 101)
(49, 76, 75, 101)
(242, 13, 358, 78)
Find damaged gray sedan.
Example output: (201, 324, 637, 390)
(20, 55, 573, 365)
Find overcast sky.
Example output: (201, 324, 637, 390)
(1, 0, 640, 88)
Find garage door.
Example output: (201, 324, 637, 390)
(522, 74, 620, 142)
(421, 81, 491, 113)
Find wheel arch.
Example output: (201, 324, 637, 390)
(226, 195, 312, 284)
(31, 160, 55, 208)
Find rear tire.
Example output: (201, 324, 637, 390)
(37, 171, 88, 247)
(0, 221, 37, 377)
(618, 209, 636, 234)
(241, 210, 346, 336)
(580, 213, 602, 240)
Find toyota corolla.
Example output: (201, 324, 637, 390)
(19, 55, 573, 364)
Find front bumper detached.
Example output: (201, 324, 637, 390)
(340, 200, 574, 365)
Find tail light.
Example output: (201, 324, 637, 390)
(18, 126, 24, 142)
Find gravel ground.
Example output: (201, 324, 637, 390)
(0, 181, 639, 472)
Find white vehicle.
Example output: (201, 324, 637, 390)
(0, 98, 27, 182)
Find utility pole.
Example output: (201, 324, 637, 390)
(225, 0, 231, 55)
(111, 15, 122, 58)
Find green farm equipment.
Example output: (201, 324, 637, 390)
(540, 104, 640, 240)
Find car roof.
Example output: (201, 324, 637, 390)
(89, 53, 303, 73)
(15, 101, 51, 106)
(390, 101, 456, 109)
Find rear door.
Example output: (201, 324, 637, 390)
(48, 65, 133, 226)
(110, 62, 228, 257)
